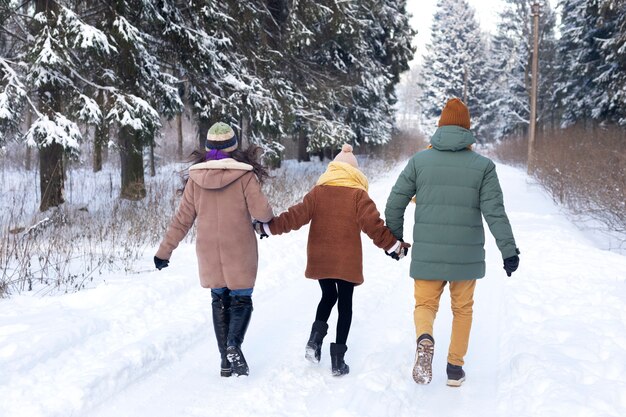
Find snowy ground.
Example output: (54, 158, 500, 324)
(1, 162, 625, 417)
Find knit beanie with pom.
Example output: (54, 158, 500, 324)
(333, 144, 359, 168)
(438, 98, 471, 130)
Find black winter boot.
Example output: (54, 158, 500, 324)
(305, 320, 329, 363)
(226, 295, 253, 376)
(330, 343, 350, 376)
(211, 291, 232, 377)
(446, 363, 466, 387)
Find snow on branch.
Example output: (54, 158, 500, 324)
(26, 113, 82, 150)
(112, 16, 144, 45)
(106, 93, 161, 133)
(77, 94, 102, 124)
(61, 7, 117, 54)
(0, 58, 26, 121)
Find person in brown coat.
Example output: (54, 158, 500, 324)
(154, 122, 273, 378)
(254, 144, 411, 376)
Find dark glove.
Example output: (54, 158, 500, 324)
(154, 256, 169, 270)
(385, 240, 410, 261)
(503, 249, 520, 277)
(252, 220, 268, 239)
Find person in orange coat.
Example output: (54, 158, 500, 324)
(254, 144, 411, 376)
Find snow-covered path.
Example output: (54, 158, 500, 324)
(1, 163, 625, 417)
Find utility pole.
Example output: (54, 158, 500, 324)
(528, 2, 540, 174)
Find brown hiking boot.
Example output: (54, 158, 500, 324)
(412, 334, 434, 384)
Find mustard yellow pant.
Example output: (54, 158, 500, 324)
(413, 279, 476, 366)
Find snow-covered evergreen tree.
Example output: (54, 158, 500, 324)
(418, 0, 487, 137)
(347, 0, 415, 146)
(276, 0, 414, 154)
(0, 1, 116, 210)
(537, 6, 558, 130)
(554, 0, 604, 126)
(482, 0, 556, 140)
(593, 0, 626, 124)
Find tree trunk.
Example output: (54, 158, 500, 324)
(297, 129, 310, 162)
(93, 125, 104, 172)
(26, 145, 32, 171)
(93, 92, 106, 172)
(197, 117, 210, 149)
(39, 142, 65, 211)
(177, 112, 183, 159)
(148, 139, 156, 177)
(35, 0, 65, 211)
(240, 112, 250, 148)
(119, 125, 146, 200)
(25, 107, 32, 171)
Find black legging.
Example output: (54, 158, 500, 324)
(315, 279, 355, 345)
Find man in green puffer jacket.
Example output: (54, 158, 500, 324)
(385, 98, 520, 387)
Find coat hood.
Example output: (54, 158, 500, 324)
(430, 125, 476, 151)
(188, 158, 253, 189)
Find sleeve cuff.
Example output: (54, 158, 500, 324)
(388, 240, 401, 253)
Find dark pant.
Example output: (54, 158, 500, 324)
(315, 279, 355, 345)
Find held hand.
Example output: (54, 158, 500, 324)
(154, 256, 169, 270)
(397, 242, 411, 259)
(503, 253, 520, 277)
(252, 220, 269, 239)
(385, 240, 411, 261)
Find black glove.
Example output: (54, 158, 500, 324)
(252, 220, 269, 239)
(154, 256, 169, 270)
(503, 249, 520, 277)
(385, 240, 410, 261)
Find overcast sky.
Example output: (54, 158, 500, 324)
(405, 0, 559, 64)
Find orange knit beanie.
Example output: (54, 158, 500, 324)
(438, 98, 471, 130)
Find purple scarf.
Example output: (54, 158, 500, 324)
(206, 149, 231, 161)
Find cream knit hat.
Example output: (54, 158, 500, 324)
(333, 144, 359, 168)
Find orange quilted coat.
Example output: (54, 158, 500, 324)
(268, 183, 398, 285)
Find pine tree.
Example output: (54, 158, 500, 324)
(94, 1, 182, 200)
(347, 0, 415, 146)
(537, 6, 558, 130)
(483, 0, 556, 140)
(554, 0, 603, 127)
(269, 0, 414, 155)
(0, 1, 23, 149)
(0, 1, 115, 210)
(594, 0, 626, 124)
(418, 0, 486, 137)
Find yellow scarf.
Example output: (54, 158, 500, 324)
(316, 161, 369, 192)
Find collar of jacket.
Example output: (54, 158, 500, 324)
(316, 161, 368, 192)
(189, 158, 253, 171)
(430, 125, 476, 151)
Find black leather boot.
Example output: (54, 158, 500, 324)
(330, 343, 350, 376)
(305, 320, 329, 363)
(226, 295, 253, 376)
(211, 291, 232, 377)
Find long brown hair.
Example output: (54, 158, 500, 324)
(178, 145, 269, 194)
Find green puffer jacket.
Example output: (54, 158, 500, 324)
(385, 125, 518, 281)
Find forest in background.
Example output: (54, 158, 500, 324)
(414, 0, 626, 139)
(0, 0, 415, 210)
